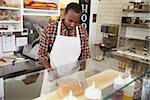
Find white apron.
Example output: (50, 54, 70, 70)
(40, 21, 81, 96)
(49, 21, 81, 77)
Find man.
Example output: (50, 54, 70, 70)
(38, 2, 90, 77)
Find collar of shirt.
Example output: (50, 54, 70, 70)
(61, 19, 77, 36)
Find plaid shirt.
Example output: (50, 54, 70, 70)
(38, 20, 90, 63)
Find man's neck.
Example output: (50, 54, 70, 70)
(62, 19, 75, 33)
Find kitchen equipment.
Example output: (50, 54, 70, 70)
(22, 44, 39, 60)
(5, 71, 43, 100)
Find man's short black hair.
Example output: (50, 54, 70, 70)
(65, 2, 82, 14)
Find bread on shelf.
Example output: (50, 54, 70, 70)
(24, 1, 57, 10)
(24, 0, 32, 6)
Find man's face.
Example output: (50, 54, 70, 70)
(64, 10, 81, 30)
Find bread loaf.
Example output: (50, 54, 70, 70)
(31, 3, 48, 7)
(24, 0, 32, 6)
(47, 3, 57, 8)
(24, 0, 57, 10)
(31, 1, 57, 10)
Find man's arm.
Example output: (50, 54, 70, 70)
(39, 22, 58, 70)
(38, 30, 51, 69)
(78, 26, 90, 71)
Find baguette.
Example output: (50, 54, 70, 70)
(32, 1, 47, 4)
(24, 0, 32, 6)
(31, 3, 48, 7)
(31, 2, 57, 9)
(47, 3, 57, 8)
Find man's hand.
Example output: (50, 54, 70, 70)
(47, 67, 53, 72)
(40, 60, 51, 69)
(79, 67, 85, 71)
(79, 61, 86, 71)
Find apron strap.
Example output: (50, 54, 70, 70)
(57, 21, 61, 35)
(76, 26, 80, 38)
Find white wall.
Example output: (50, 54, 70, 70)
(89, 0, 100, 57)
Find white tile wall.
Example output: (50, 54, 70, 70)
(126, 27, 150, 40)
(92, 0, 149, 48)
(95, 0, 130, 43)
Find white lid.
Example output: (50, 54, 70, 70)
(64, 91, 77, 100)
(114, 75, 124, 85)
(84, 82, 101, 99)
(124, 75, 135, 86)
(135, 0, 142, 3)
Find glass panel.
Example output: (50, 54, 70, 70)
(103, 70, 150, 100)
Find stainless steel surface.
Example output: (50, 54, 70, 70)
(0, 60, 43, 79)
(4, 70, 44, 100)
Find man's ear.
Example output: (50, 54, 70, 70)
(64, 12, 67, 17)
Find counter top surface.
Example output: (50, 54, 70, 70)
(0, 60, 44, 79)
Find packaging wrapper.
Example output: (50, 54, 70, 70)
(56, 71, 88, 97)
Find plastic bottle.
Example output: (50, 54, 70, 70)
(123, 68, 131, 78)
(64, 91, 77, 100)
(123, 75, 135, 100)
(84, 82, 102, 100)
(113, 75, 124, 100)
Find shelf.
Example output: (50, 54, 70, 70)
(0, 6, 21, 11)
(23, 8, 60, 16)
(0, 2, 23, 33)
(0, 21, 21, 23)
(121, 23, 149, 28)
(129, 1, 144, 3)
(0, 30, 22, 32)
(123, 9, 149, 13)
(111, 51, 150, 65)
(109, 34, 117, 37)
(124, 36, 146, 41)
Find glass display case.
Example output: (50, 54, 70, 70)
(33, 69, 149, 100)
(2, 64, 149, 100)
(103, 70, 149, 100)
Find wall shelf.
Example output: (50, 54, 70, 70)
(116, 2, 150, 73)
(121, 23, 149, 28)
(23, 0, 60, 16)
(0, 0, 23, 33)
(0, 30, 22, 32)
(123, 9, 149, 13)
(0, 21, 21, 23)
(23, 8, 60, 16)
(111, 51, 150, 65)
(0, 6, 21, 11)
(124, 36, 146, 41)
